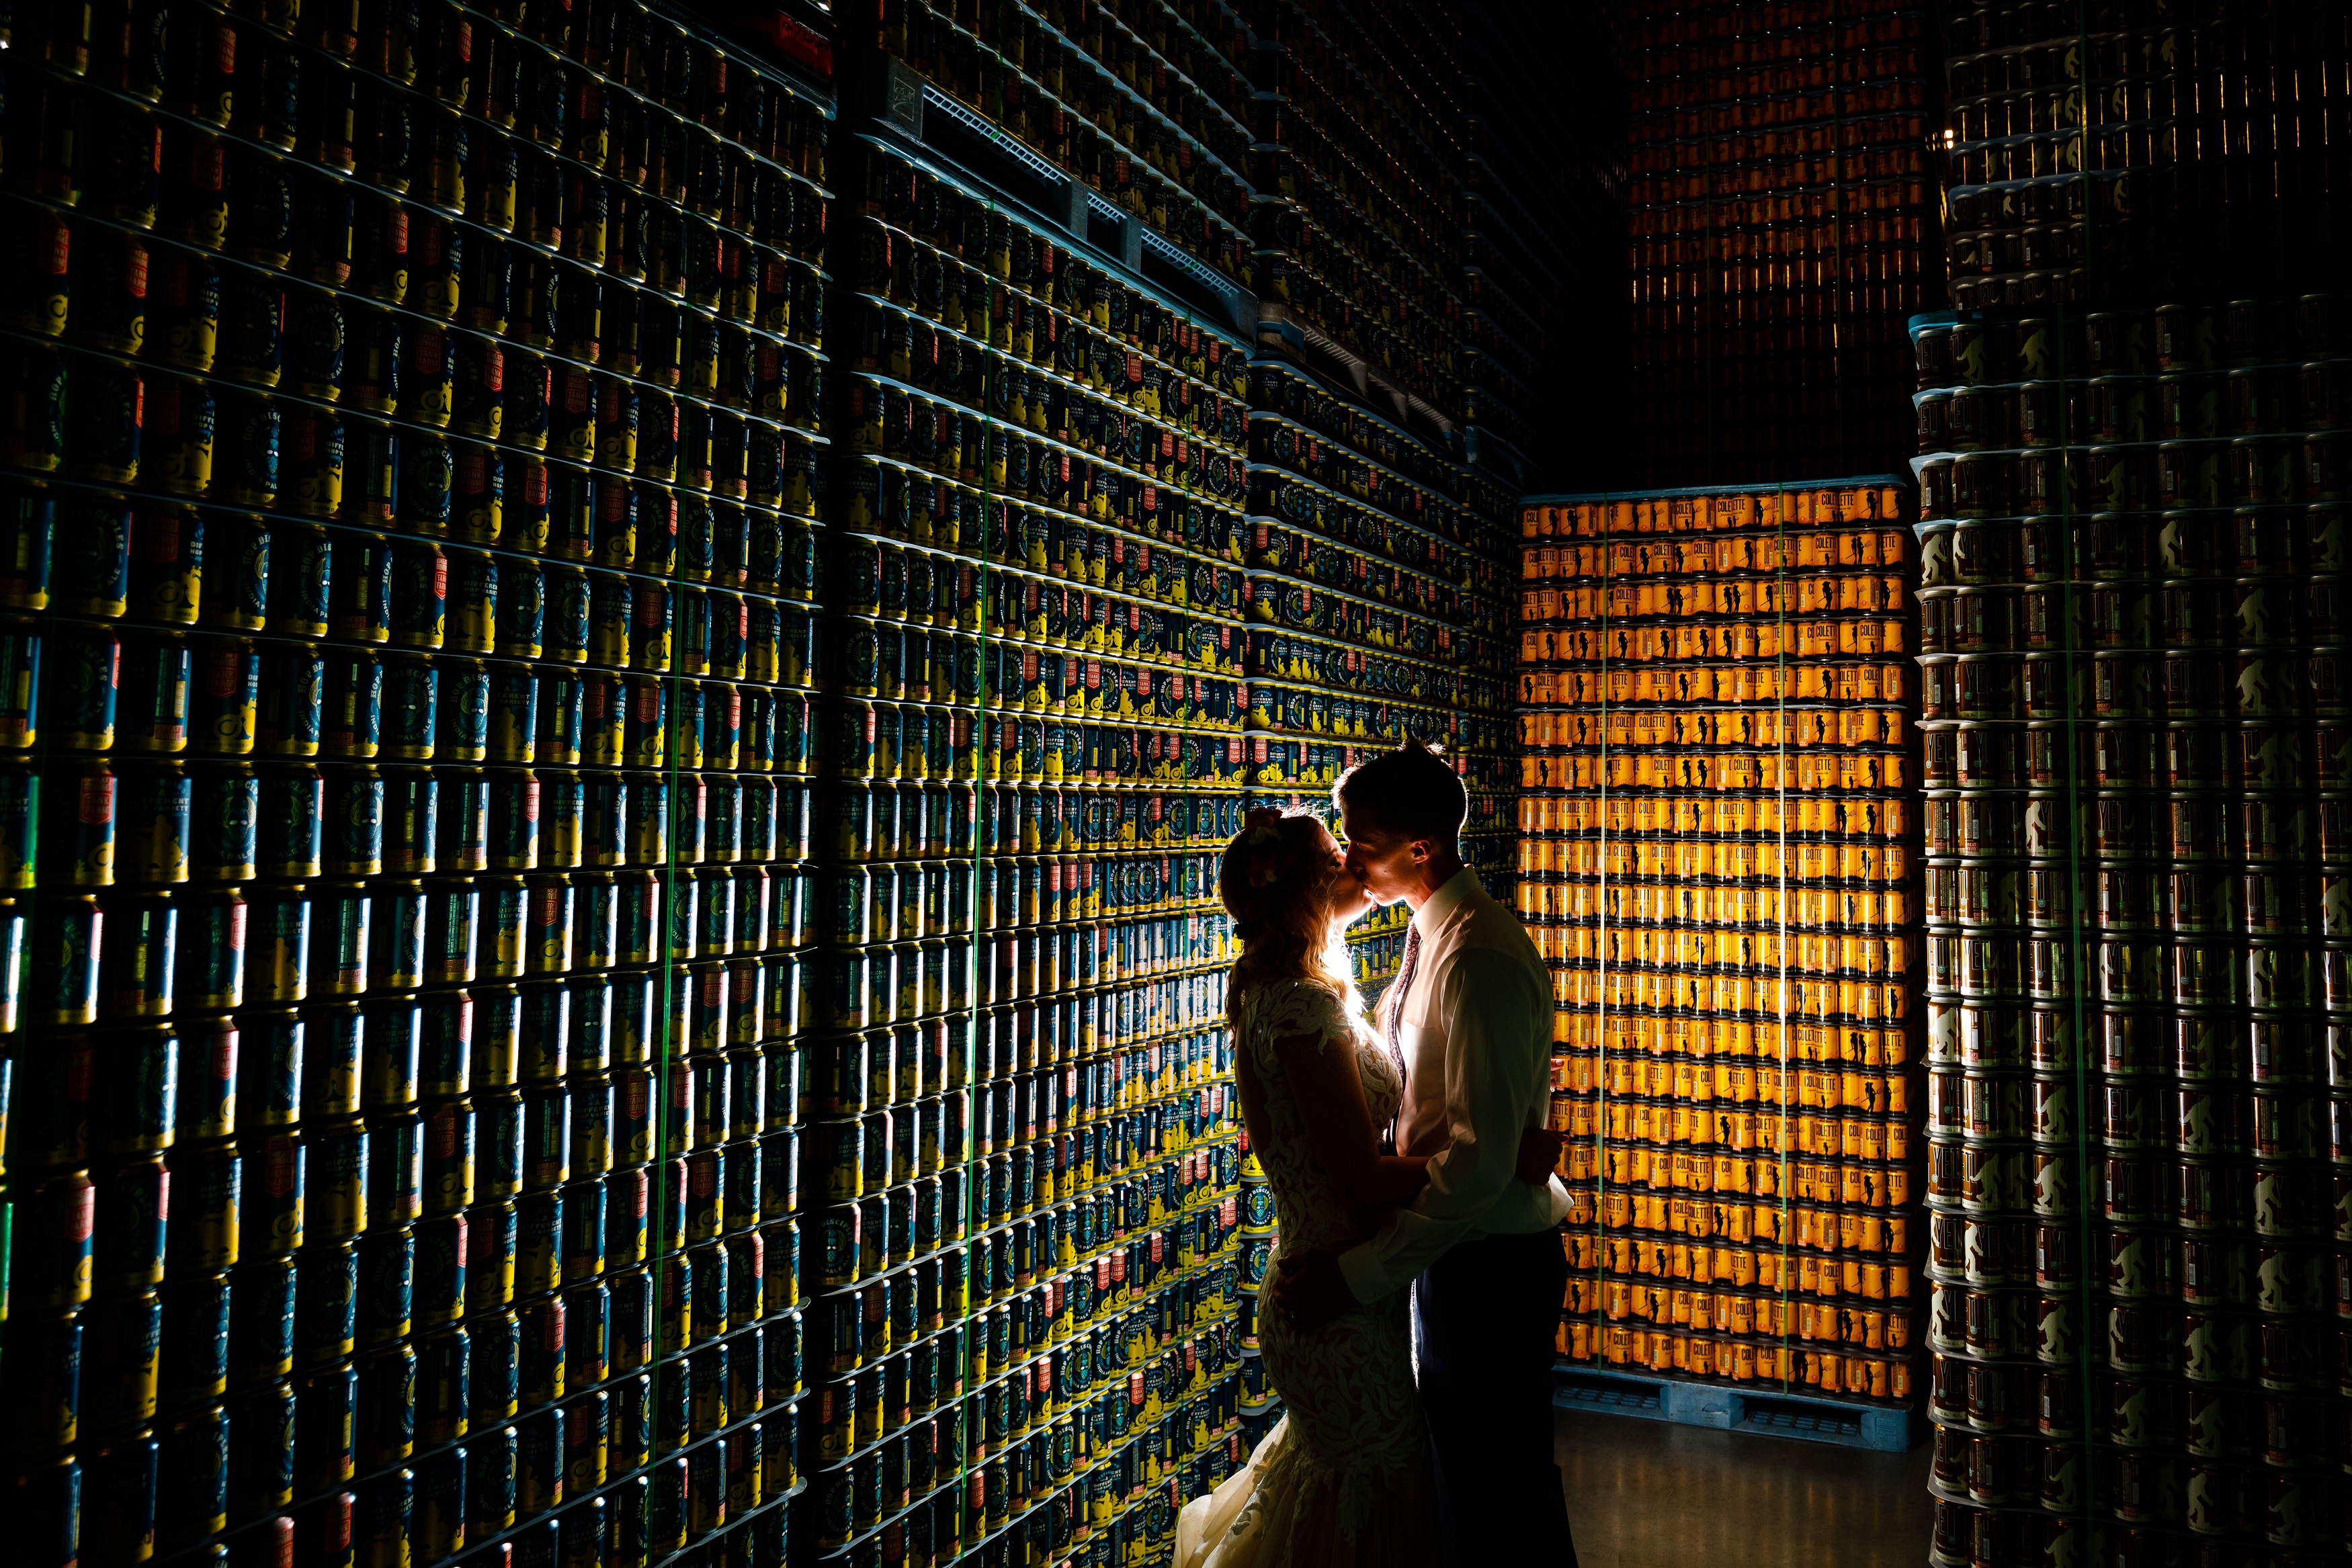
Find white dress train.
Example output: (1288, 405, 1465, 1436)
(1173, 980, 1441, 1568)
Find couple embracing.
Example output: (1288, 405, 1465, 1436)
(1174, 744, 1581, 1568)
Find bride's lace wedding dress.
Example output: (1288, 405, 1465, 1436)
(1174, 979, 1441, 1568)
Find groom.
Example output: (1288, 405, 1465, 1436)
(1272, 741, 1577, 1567)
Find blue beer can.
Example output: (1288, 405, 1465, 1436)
(306, 880, 371, 996)
(544, 566, 590, 663)
(171, 888, 245, 1010)
(355, 1217, 416, 1346)
(117, 762, 191, 884)
(52, 488, 132, 615)
(255, 644, 327, 757)
(366, 1112, 424, 1228)
(187, 636, 259, 755)
(367, 879, 428, 987)
(490, 769, 542, 874)
(496, 557, 546, 661)
(489, 669, 538, 764)
(381, 655, 439, 759)
(304, 1001, 364, 1119)
(161, 1138, 240, 1274)
(199, 513, 269, 631)
(477, 1093, 525, 1200)
(0, 626, 39, 754)
(414, 1213, 468, 1329)
(276, 525, 333, 638)
(188, 762, 256, 879)
(422, 877, 478, 985)
(478, 876, 525, 981)
(28, 892, 103, 1025)
(155, 1402, 231, 1543)
(382, 769, 439, 875)
(173, 1011, 237, 1139)
(83, 1287, 162, 1436)
(325, 767, 386, 877)
(539, 769, 583, 869)
(296, 1128, 355, 1250)
(54, 627, 120, 750)
(118, 631, 190, 752)
(154, 1269, 231, 1412)
(418, 990, 472, 1100)
(1, 483, 54, 611)
(321, 650, 382, 758)
(438, 659, 490, 763)
(97, 891, 177, 1018)
(245, 882, 312, 1006)
(353, 1354, 414, 1476)
(243, 1129, 306, 1256)
(329, 531, 394, 644)
(94, 1152, 172, 1289)
(447, 550, 495, 651)
(362, 994, 423, 1111)
(257, 763, 324, 878)
(212, 387, 279, 507)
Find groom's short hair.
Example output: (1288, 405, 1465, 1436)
(1333, 741, 1466, 846)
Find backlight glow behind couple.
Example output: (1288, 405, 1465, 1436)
(1173, 742, 1580, 1568)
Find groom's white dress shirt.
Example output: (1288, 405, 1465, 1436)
(1337, 867, 1571, 1304)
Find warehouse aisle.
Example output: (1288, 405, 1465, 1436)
(1557, 1410, 1933, 1568)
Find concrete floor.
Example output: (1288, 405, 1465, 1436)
(1558, 1408, 1935, 1568)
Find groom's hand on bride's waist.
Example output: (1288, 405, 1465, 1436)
(1270, 1249, 1353, 1332)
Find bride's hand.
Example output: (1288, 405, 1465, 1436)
(1515, 1125, 1564, 1184)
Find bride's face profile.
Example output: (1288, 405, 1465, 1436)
(1315, 824, 1374, 926)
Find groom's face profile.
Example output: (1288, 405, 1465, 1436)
(1337, 803, 1422, 907)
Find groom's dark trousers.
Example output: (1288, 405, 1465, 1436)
(1415, 1227, 1577, 1568)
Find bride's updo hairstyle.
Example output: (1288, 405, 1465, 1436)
(1220, 805, 1363, 1033)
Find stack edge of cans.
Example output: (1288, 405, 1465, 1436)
(1515, 481, 1925, 1410)
(1621, 0, 1939, 488)
(1913, 297, 2352, 1565)
(796, 122, 1261, 1567)
(1, 0, 837, 1561)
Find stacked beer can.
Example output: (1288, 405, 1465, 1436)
(1913, 299, 2351, 1563)
(1515, 481, 1925, 1411)
(806, 127, 1256, 1567)
(1620, 0, 1939, 486)
(0, 1, 835, 1563)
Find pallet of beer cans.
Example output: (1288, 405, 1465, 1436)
(1912, 297, 2352, 1563)
(1934, 0, 2352, 315)
(1249, 0, 1471, 423)
(1458, 1, 1612, 475)
(1619, 0, 1938, 488)
(1515, 480, 1926, 1428)
(873, 0, 1257, 284)
(1, 0, 840, 1564)
(805, 118, 1259, 1567)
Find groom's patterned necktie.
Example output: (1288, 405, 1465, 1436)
(1383, 922, 1422, 1152)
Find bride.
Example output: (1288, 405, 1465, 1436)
(1176, 807, 1558, 1568)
